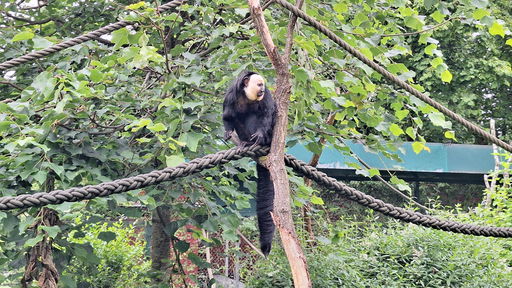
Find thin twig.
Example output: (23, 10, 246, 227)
(351, 150, 430, 212)
(190, 85, 215, 95)
(284, 0, 305, 61)
(236, 230, 265, 258)
(381, 17, 463, 37)
(4, 12, 52, 25)
(89, 112, 126, 129)
(0, 81, 24, 91)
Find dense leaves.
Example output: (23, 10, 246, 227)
(246, 220, 512, 287)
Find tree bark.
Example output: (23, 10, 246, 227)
(151, 206, 171, 284)
(247, 1, 311, 287)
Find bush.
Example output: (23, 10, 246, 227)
(64, 220, 151, 288)
(244, 221, 512, 287)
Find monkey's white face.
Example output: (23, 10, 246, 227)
(244, 74, 265, 101)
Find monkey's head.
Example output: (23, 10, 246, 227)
(242, 73, 266, 102)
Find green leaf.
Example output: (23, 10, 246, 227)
(293, 67, 309, 82)
(33, 171, 47, 184)
(178, 72, 204, 86)
(12, 31, 34, 42)
(360, 48, 373, 61)
(428, 112, 451, 129)
(234, 8, 249, 16)
(424, 0, 438, 10)
(73, 244, 100, 264)
(0, 121, 15, 132)
(166, 155, 185, 167)
(32, 71, 56, 97)
(148, 122, 167, 132)
(33, 36, 53, 49)
(89, 69, 104, 83)
(310, 195, 324, 205)
(424, 44, 437, 56)
(441, 69, 453, 83)
(368, 168, 380, 177)
(411, 141, 425, 154)
(175, 240, 190, 253)
(24, 234, 44, 248)
(316, 236, 331, 244)
(431, 11, 445, 23)
(506, 39, 512, 47)
(126, 1, 146, 9)
(178, 132, 204, 152)
(40, 226, 61, 239)
(136, 137, 152, 143)
(471, 0, 488, 9)
(387, 63, 409, 74)
(111, 28, 130, 49)
(472, 8, 490, 20)
(295, 37, 317, 54)
(489, 22, 505, 38)
(404, 16, 424, 30)
(60, 276, 77, 288)
(333, 2, 348, 14)
(444, 130, 456, 140)
(431, 57, 443, 68)
(405, 127, 416, 140)
(395, 110, 409, 120)
(98, 231, 117, 242)
(389, 124, 405, 136)
(188, 253, 210, 269)
(45, 162, 65, 176)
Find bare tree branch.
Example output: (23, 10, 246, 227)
(4, 12, 52, 25)
(0, 81, 24, 91)
(248, 0, 311, 287)
(284, 0, 304, 61)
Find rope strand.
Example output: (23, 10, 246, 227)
(0, 0, 187, 71)
(1, 145, 511, 238)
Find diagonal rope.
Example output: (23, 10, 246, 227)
(1, 145, 512, 238)
(0, 0, 187, 72)
(284, 153, 512, 238)
(0, 145, 268, 210)
(274, 0, 512, 153)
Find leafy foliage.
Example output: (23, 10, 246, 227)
(64, 220, 151, 288)
(245, 220, 512, 288)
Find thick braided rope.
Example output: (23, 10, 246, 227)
(275, 0, 512, 153)
(285, 153, 512, 237)
(0, 0, 187, 72)
(0, 145, 268, 210)
(1, 145, 511, 238)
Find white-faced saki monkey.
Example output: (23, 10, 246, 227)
(222, 71, 277, 256)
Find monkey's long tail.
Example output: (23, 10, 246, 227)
(256, 163, 275, 257)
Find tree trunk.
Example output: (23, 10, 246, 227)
(151, 206, 171, 284)
(247, 1, 311, 287)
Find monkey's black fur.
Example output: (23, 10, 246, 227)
(223, 71, 276, 256)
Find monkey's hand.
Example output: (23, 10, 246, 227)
(250, 131, 264, 146)
(224, 130, 233, 141)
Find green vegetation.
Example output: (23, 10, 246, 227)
(247, 220, 512, 288)
(64, 220, 151, 288)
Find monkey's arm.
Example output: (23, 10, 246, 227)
(222, 108, 236, 140)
